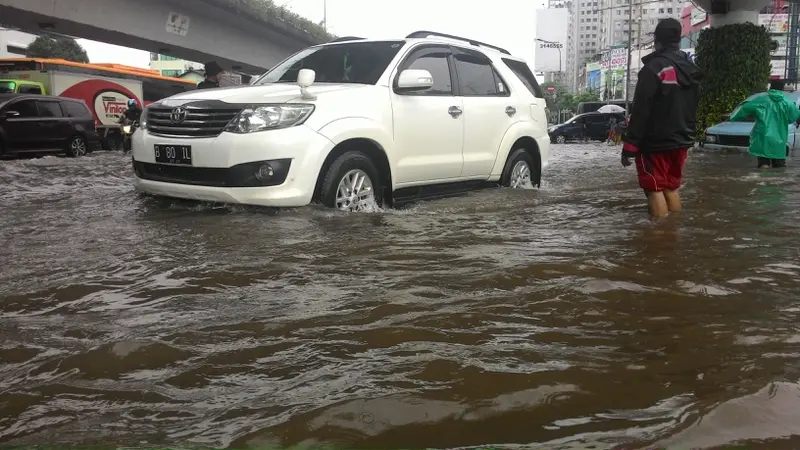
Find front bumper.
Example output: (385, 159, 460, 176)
(702, 143, 748, 151)
(131, 125, 334, 207)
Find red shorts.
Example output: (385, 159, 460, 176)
(634, 148, 689, 191)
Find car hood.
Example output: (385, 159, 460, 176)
(158, 83, 368, 105)
(706, 120, 754, 136)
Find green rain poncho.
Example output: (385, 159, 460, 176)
(729, 89, 800, 159)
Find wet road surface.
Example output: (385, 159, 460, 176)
(2, 144, 800, 449)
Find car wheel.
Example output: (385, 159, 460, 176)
(501, 148, 538, 189)
(66, 135, 87, 157)
(320, 151, 384, 212)
(555, 135, 566, 144)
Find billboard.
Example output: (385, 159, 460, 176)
(534, 8, 569, 73)
(600, 47, 628, 70)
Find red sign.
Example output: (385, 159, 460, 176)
(547, 86, 556, 93)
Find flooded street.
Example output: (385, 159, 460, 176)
(3, 144, 800, 449)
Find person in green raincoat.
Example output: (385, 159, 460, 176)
(729, 80, 800, 168)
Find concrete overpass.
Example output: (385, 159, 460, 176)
(0, 0, 331, 74)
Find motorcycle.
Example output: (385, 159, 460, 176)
(121, 120, 139, 153)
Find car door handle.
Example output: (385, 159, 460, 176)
(505, 106, 516, 116)
(448, 106, 462, 118)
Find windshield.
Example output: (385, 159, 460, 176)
(0, 81, 15, 94)
(254, 41, 405, 85)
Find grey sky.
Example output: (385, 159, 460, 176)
(79, 0, 547, 75)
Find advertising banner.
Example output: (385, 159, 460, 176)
(759, 14, 789, 33)
(534, 8, 569, 73)
(600, 47, 628, 70)
(772, 35, 788, 56)
(771, 59, 787, 77)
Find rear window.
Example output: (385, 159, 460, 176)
(18, 84, 42, 94)
(0, 81, 14, 93)
(62, 100, 93, 118)
(501, 58, 544, 98)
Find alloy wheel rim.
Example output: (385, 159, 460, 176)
(72, 138, 86, 156)
(510, 161, 533, 189)
(336, 169, 375, 211)
(556, 135, 566, 144)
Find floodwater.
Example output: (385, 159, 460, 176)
(2, 144, 800, 449)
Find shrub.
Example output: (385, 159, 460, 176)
(695, 22, 772, 140)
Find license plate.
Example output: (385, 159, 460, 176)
(154, 144, 192, 165)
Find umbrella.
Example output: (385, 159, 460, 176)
(598, 104, 626, 114)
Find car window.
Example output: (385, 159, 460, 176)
(62, 101, 92, 118)
(454, 52, 507, 96)
(18, 84, 42, 94)
(255, 41, 405, 85)
(36, 101, 63, 118)
(403, 48, 453, 95)
(501, 58, 544, 98)
(0, 81, 14, 94)
(7, 99, 38, 117)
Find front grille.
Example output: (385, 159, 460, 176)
(146, 105, 241, 138)
(717, 135, 750, 147)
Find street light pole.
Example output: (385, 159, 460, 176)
(323, 0, 327, 32)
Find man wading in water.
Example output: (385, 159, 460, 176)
(729, 79, 800, 168)
(621, 18, 702, 218)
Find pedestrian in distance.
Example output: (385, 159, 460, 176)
(729, 79, 800, 169)
(197, 61, 224, 89)
(621, 18, 703, 218)
(608, 116, 618, 145)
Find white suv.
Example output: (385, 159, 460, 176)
(132, 31, 550, 211)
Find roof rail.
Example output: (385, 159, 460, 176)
(405, 30, 511, 55)
(328, 36, 365, 43)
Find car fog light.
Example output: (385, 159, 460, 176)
(255, 164, 274, 181)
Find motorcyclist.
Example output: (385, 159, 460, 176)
(119, 99, 141, 125)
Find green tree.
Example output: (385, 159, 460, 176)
(26, 35, 90, 63)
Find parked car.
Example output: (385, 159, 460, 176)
(576, 100, 630, 115)
(0, 93, 100, 157)
(132, 31, 551, 211)
(548, 111, 625, 143)
(703, 91, 800, 154)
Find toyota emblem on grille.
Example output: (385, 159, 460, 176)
(170, 106, 188, 124)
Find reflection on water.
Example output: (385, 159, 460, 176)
(2, 148, 800, 448)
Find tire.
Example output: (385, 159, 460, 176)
(319, 151, 384, 211)
(66, 135, 88, 157)
(501, 148, 539, 189)
(555, 135, 566, 144)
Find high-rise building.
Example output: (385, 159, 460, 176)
(564, 0, 602, 91)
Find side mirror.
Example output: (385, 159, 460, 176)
(297, 68, 315, 88)
(396, 69, 434, 92)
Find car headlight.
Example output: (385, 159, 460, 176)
(706, 134, 717, 143)
(122, 125, 131, 133)
(139, 106, 149, 130)
(224, 104, 314, 133)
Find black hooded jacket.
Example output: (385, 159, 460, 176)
(622, 46, 703, 156)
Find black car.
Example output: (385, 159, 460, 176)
(0, 93, 100, 158)
(548, 112, 625, 144)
